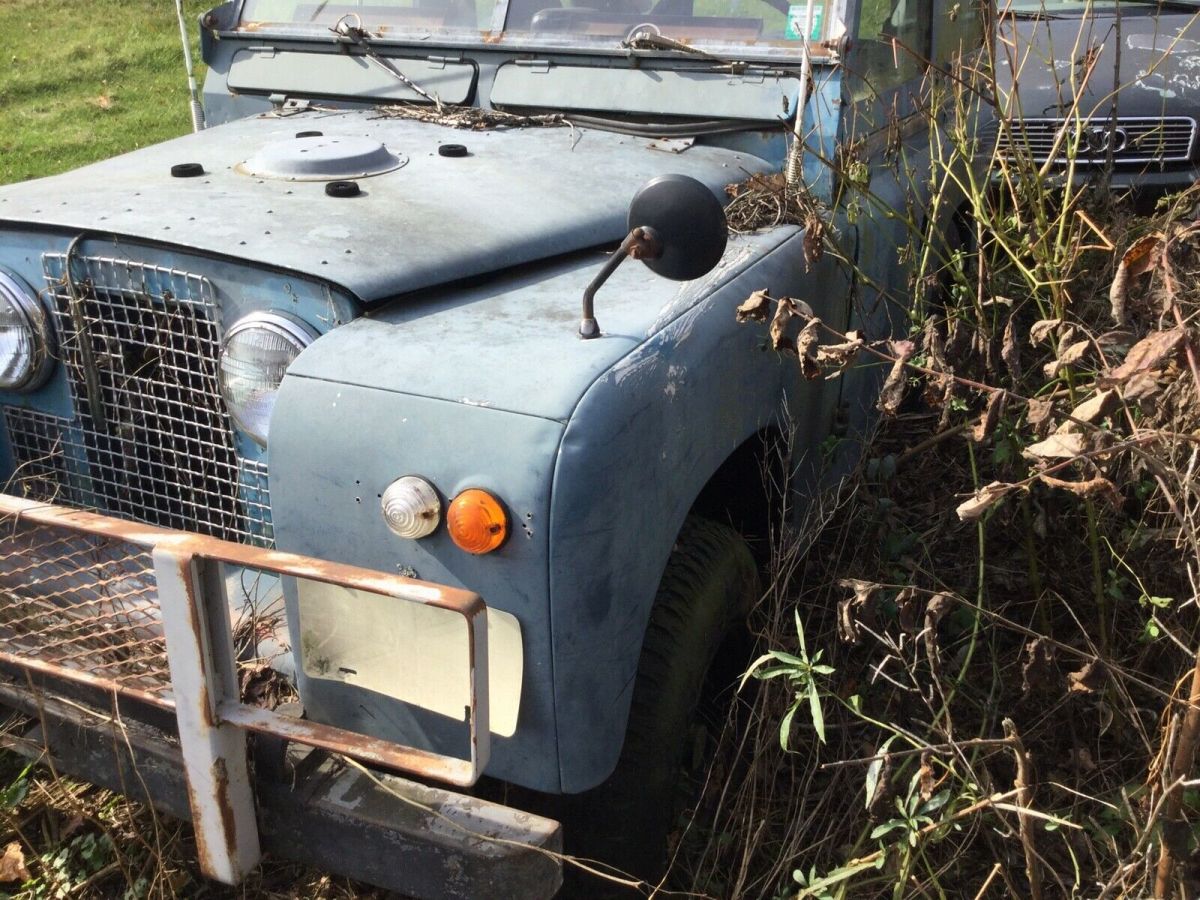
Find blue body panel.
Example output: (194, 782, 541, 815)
(265, 226, 851, 790)
(549, 230, 853, 789)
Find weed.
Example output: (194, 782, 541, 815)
(676, 2, 1200, 897)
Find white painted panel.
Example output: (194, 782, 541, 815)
(297, 580, 522, 737)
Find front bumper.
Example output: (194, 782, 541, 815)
(0, 494, 562, 899)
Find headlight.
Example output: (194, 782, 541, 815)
(218, 311, 317, 446)
(0, 270, 53, 392)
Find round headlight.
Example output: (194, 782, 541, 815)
(218, 312, 316, 446)
(0, 270, 53, 392)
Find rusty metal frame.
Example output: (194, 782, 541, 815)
(0, 492, 491, 885)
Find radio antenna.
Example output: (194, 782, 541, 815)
(175, 0, 207, 132)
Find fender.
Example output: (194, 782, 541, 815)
(549, 224, 856, 791)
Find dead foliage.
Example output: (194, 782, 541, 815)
(677, 79, 1200, 899)
(725, 173, 830, 244)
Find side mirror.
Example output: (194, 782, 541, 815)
(580, 174, 728, 339)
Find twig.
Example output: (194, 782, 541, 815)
(895, 422, 971, 468)
(820, 736, 1018, 769)
(1153, 649, 1200, 897)
(835, 790, 1020, 872)
(1003, 718, 1043, 900)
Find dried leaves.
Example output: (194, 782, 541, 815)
(1030, 319, 1061, 346)
(1021, 637, 1057, 694)
(878, 340, 916, 416)
(1044, 337, 1091, 378)
(797, 318, 822, 380)
(1064, 389, 1116, 429)
(972, 390, 1007, 443)
(0, 843, 28, 883)
(1024, 432, 1085, 461)
(736, 290, 869, 383)
(1108, 232, 1164, 326)
(837, 578, 880, 644)
(1002, 316, 1022, 382)
(734, 289, 771, 323)
(1103, 327, 1185, 385)
(1066, 659, 1106, 694)
(817, 332, 864, 378)
(768, 295, 799, 352)
(1037, 474, 1121, 505)
(956, 480, 1016, 521)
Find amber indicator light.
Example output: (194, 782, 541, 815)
(447, 489, 509, 554)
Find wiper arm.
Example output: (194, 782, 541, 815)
(1115, 0, 1200, 10)
(1000, 8, 1065, 19)
(622, 30, 723, 57)
(621, 29, 755, 71)
(330, 14, 443, 108)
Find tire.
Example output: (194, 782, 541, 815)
(569, 515, 760, 893)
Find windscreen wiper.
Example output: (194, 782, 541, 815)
(621, 29, 758, 72)
(330, 14, 443, 108)
(1114, 0, 1200, 11)
(1000, 8, 1066, 19)
(621, 29, 803, 76)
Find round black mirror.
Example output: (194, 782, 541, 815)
(628, 174, 728, 281)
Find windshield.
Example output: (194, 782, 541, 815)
(239, 0, 822, 48)
(1002, 0, 1198, 13)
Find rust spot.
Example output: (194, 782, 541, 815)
(211, 758, 240, 859)
(186, 782, 214, 866)
(0, 494, 482, 617)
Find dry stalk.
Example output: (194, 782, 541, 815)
(1153, 648, 1200, 897)
(1003, 718, 1042, 900)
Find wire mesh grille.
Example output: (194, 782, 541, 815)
(985, 117, 1197, 165)
(2, 254, 272, 546)
(0, 518, 170, 698)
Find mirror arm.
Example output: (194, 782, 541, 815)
(579, 226, 663, 339)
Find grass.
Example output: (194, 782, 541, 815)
(0, 0, 209, 187)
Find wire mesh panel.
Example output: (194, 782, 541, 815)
(0, 517, 170, 699)
(2, 254, 272, 546)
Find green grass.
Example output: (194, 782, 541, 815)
(0, 0, 209, 187)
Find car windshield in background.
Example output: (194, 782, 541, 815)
(239, 0, 818, 47)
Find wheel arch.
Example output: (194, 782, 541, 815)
(547, 229, 849, 792)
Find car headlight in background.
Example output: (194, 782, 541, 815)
(0, 270, 53, 392)
(219, 311, 317, 446)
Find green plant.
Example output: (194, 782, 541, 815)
(741, 610, 834, 747)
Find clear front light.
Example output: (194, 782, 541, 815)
(381, 476, 442, 539)
(218, 312, 317, 446)
(0, 270, 52, 392)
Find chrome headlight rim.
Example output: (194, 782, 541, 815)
(219, 310, 318, 446)
(0, 269, 54, 393)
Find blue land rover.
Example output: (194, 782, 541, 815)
(0, 0, 983, 894)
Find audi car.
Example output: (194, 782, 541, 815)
(989, 0, 1200, 194)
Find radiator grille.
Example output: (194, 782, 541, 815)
(985, 117, 1197, 165)
(3, 255, 272, 546)
(0, 518, 169, 698)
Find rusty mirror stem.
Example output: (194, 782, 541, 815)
(579, 226, 663, 338)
